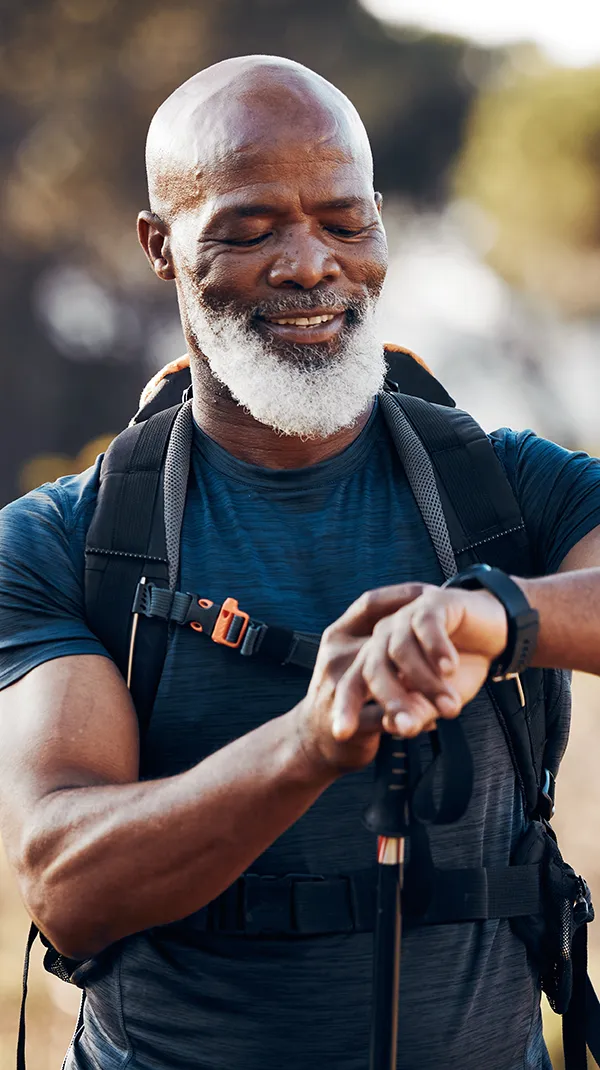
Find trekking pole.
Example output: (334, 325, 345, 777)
(363, 728, 411, 1070)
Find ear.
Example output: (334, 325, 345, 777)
(374, 192, 383, 215)
(137, 211, 175, 281)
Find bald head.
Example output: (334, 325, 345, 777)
(146, 55, 374, 221)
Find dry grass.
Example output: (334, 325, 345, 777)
(1, 672, 600, 1069)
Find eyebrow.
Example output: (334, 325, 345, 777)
(209, 196, 372, 224)
(315, 197, 371, 211)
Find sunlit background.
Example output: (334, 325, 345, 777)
(1, 2, 600, 1067)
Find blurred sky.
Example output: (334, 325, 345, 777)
(362, 0, 600, 67)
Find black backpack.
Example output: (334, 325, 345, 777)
(17, 349, 600, 1070)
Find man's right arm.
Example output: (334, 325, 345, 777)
(0, 585, 460, 962)
(0, 652, 337, 960)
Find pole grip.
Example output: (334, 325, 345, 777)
(363, 732, 410, 838)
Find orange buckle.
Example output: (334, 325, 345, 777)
(211, 597, 250, 648)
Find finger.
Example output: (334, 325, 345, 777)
(410, 601, 460, 676)
(330, 658, 371, 740)
(335, 644, 441, 739)
(381, 691, 440, 738)
(330, 584, 430, 639)
(384, 630, 460, 714)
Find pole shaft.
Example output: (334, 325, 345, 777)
(369, 840, 405, 1070)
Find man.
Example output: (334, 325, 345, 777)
(1, 54, 600, 1070)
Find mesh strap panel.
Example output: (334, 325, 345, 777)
(164, 400, 193, 590)
(380, 392, 457, 581)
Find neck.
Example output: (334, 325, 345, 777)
(190, 358, 374, 469)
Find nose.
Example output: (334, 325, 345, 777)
(267, 231, 342, 289)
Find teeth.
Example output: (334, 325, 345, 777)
(272, 314, 336, 327)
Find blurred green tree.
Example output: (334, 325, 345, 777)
(455, 61, 600, 315)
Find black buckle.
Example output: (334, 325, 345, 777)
(132, 581, 153, 616)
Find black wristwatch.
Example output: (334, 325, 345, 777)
(443, 564, 539, 682)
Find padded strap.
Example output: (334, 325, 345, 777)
(380, 392, 457, 581)
(85, 406, 180, 731)
(392, 394, 533, 576)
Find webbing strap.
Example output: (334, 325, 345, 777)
(17, 923, 38, 1070)
(131, 580, 321, 671)
(585, 975, 600, 1068)
(169, 864, 542, 940)
(411, 717, 474, 826)
(562, 921, 600, 1070)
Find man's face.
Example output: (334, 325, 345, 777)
(167, 113, 389, 437)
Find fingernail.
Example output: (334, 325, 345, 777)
(439, 657, 454, 674)
(394, 712, 414, 734)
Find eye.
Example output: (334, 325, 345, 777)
(223, 233, 271, 247)
(327, 226, 368, 239)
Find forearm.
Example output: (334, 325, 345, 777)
(21, 706, 334, 959)
(518, 567, 600, 675)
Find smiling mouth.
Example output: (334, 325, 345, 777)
(254, 307, 347, 343)
(268, 313, 337, 328)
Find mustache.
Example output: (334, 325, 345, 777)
(251, 290, 368, 321)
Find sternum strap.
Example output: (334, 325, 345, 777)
(132, 580, 321, 671)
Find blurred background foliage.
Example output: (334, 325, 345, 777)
(457, 62, 600, 314)
(1, 1, 600, 1067)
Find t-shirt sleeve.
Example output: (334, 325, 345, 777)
(490, 429, 600, 575)
(0, 464, 111, 690)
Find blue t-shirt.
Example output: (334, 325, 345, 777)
(1, 404, 600, 1070)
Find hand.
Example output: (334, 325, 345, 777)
(294, 584, 480, 776)
(331, 584, 508, 743)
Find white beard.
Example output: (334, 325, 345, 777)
(180, 284, 386, 439)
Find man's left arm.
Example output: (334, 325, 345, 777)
(518, 524, 600, 675)
(501, 427, 600, 676)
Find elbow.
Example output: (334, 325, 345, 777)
(17, 833, 115, 961)
(22, 871, 114, 961)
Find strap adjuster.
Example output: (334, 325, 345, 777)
(190, 597, 250, 649)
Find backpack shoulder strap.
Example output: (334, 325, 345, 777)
(380, 389, 555, 816)
(85, 402, 189, 733)
(386, 392, 533, 575)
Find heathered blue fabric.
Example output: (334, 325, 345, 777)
(1, 402, 600, 1070)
